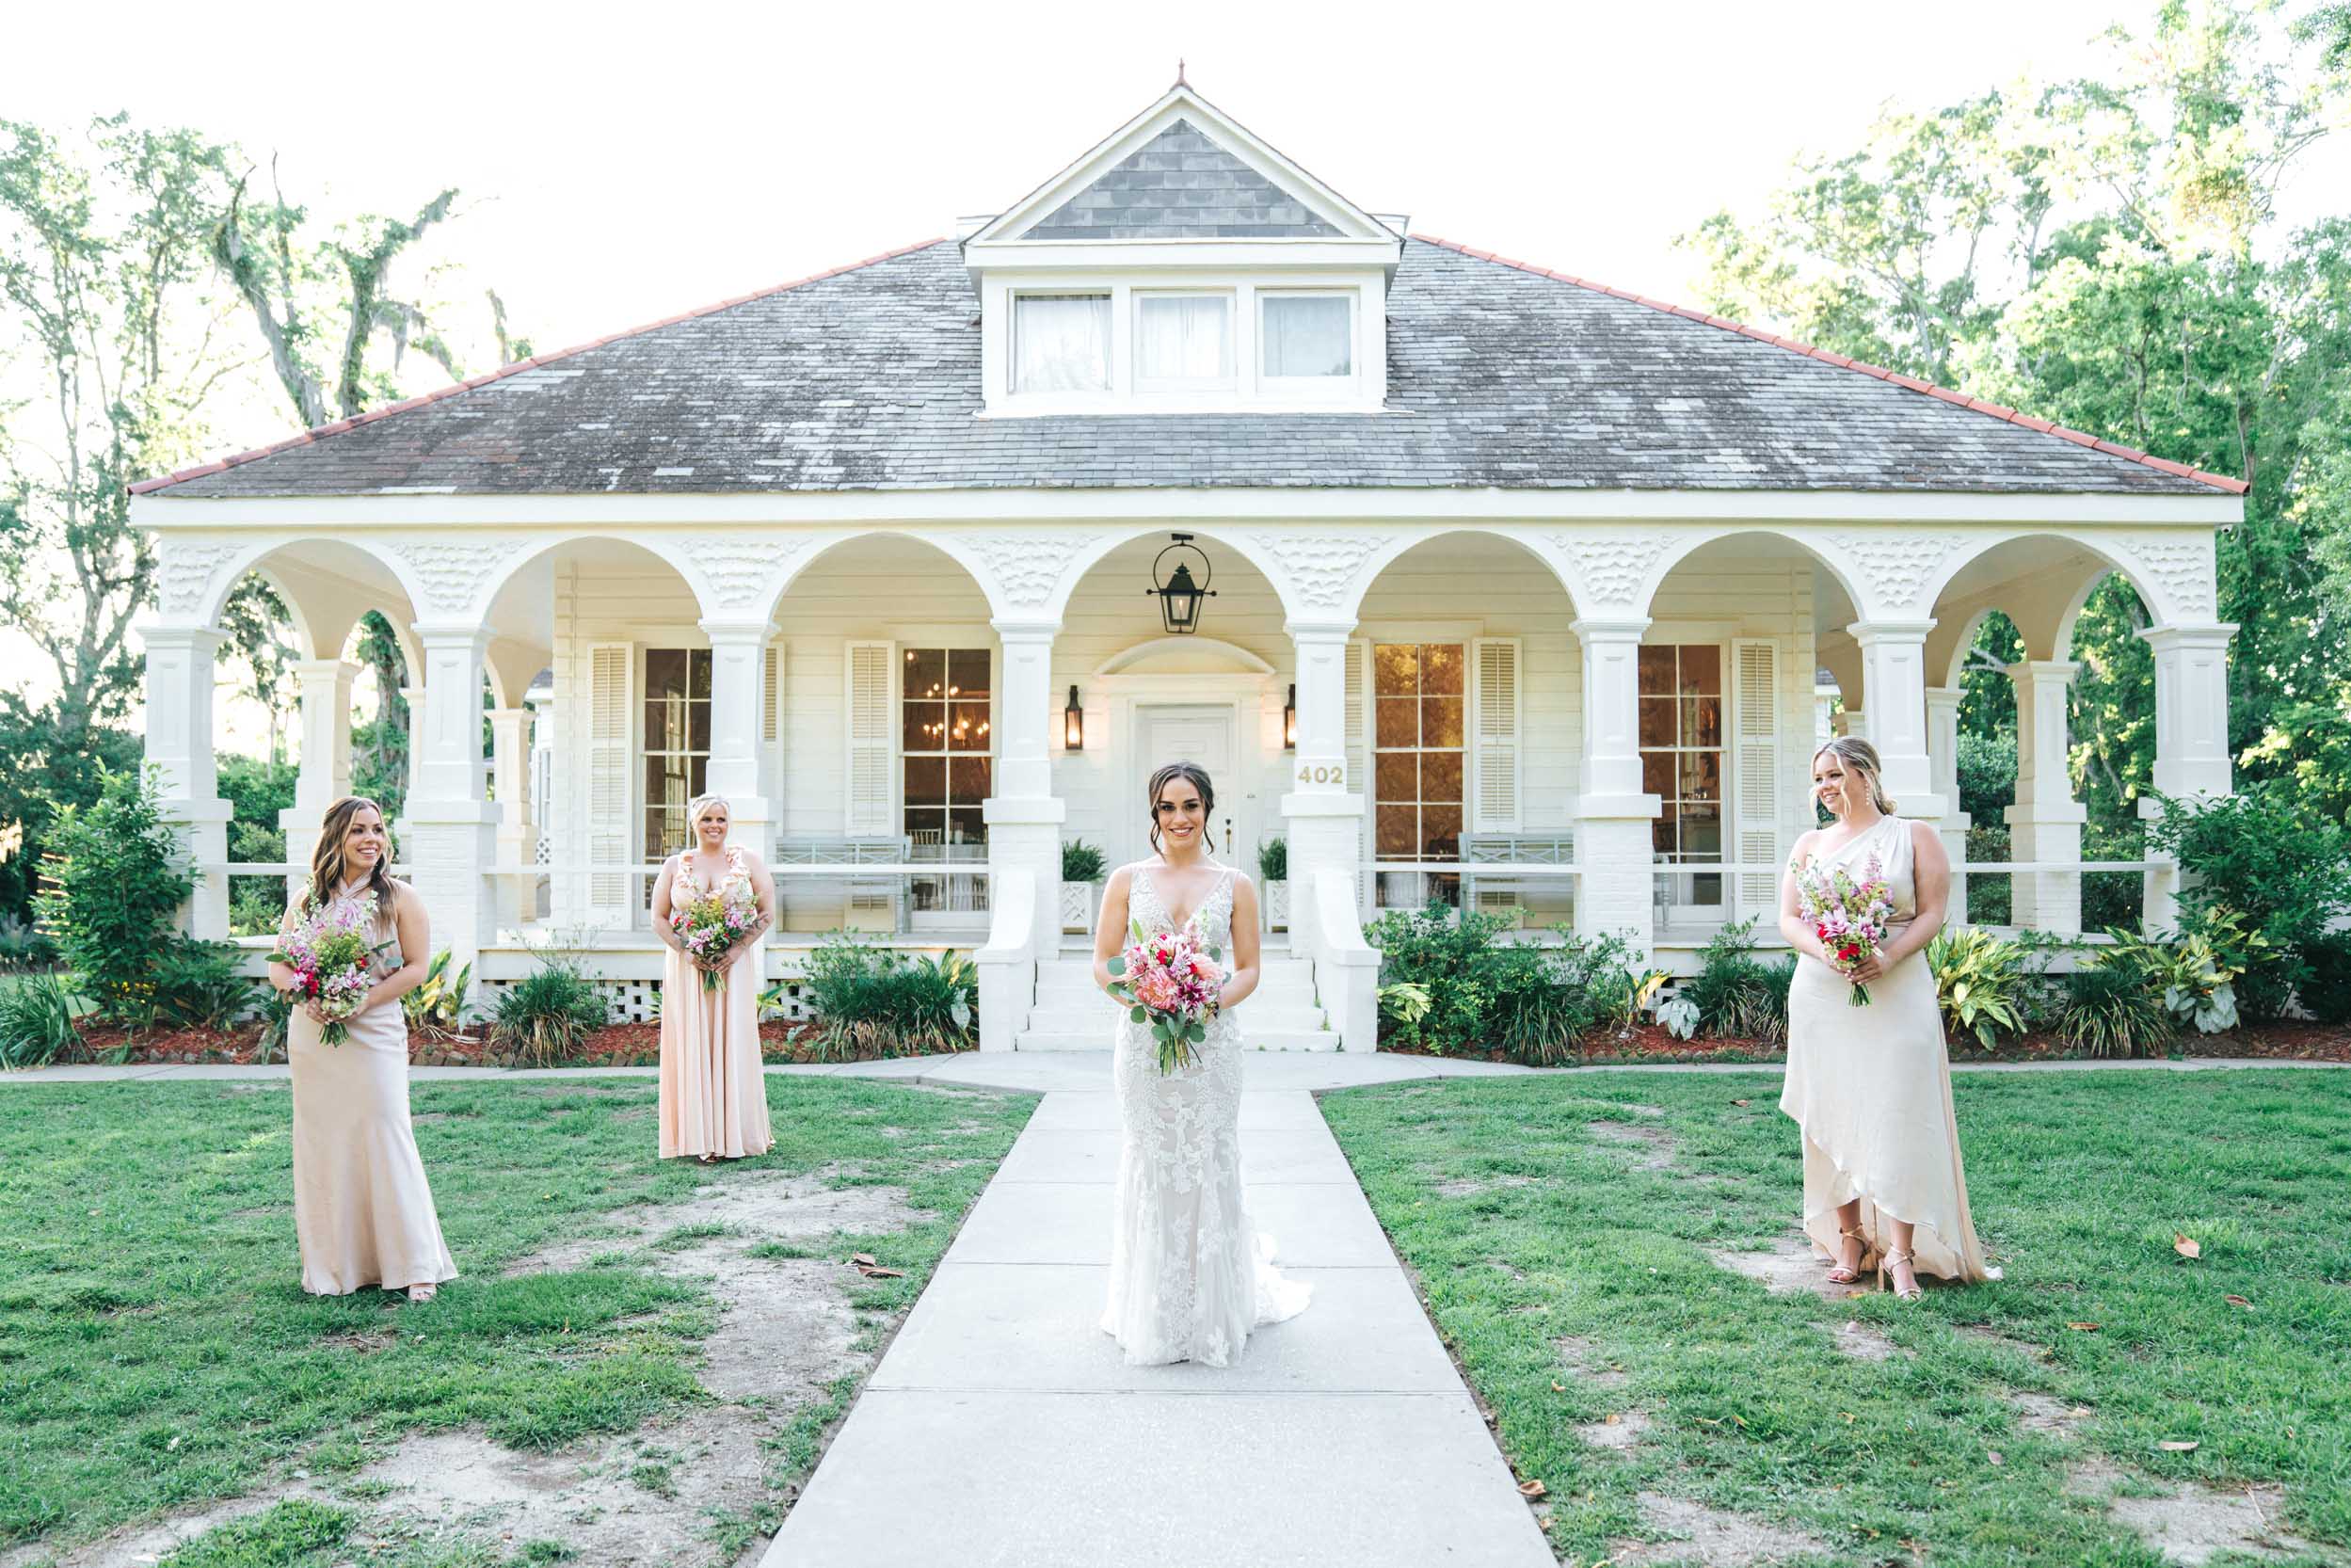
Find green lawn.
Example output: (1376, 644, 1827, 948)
(1321, 1068, 2351, 1568)
(0, 1076, 1033, 1556)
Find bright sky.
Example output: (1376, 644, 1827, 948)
(4, 0, 2344, 749)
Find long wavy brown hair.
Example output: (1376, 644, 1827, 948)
(309, 796, 396, 913)
(1144, 760, 1217, 855)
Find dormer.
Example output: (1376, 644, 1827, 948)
(963, 82, 1404, 416)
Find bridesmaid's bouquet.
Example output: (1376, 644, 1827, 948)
(1107, 920, 1224, 1075)
(668, 880, 756, 992)
(1794, 856, 1896, 1007)
(270, 892, 381, 1046)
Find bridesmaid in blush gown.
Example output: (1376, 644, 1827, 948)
(1778, 738, 1999, 1299)
(269, 797, 457, 1303)
(649, 793, 776, 1161)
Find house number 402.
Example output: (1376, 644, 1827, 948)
(1296, 764, 1342, 784)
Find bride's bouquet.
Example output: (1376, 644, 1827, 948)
(1793, 856, 1896, 1007)
(668, 879, 757, 992)
(1107, 920, 1224, 1075)
(270, 891, 383, 1046)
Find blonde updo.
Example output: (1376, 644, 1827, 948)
(1811, 737, 1897, 815)
(687, 793, 731, 833)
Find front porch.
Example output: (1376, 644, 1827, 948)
(141, 505, 2236, 1051)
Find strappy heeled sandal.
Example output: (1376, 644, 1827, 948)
(1825, 1226, 1866, 1286)
(1879, 1247, 1924, 1302)
(406, 1283, 438, 1305)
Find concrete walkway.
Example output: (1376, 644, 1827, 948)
(760, 1054, 1554, 1568)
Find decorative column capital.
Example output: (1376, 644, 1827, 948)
(1846, 618, 1937, 647)
(697, 617, 774, 646)
(411, 621, 495, 652)
(990, 616, 1063, 644)
(2135, 622, 2238, 653)
(1570, 615, 1651, 643)
(143, 624, 229, 655)
(2004, 659, 2082, 684)
(1283, 617, 1358, 644)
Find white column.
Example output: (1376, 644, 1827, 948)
(699, 621, 776, 855)
(488, 706, 537, 932)
(1842, 709, 1867, 742)
(2003, 661, 2086, 934)
(1571, 617, 1660, 962)
(2137, 623, 2237, 932)
(984, 618, 1065, 958)
(280, 659, 359, 901)
(142, 627, 233, 939)
(402, 625, 498, 970)
(1281, 618, 1377, 1049)
(1924, 684, 1971, 926)
(399, 682, 428, 807)
(1847, 621, 1945, 823)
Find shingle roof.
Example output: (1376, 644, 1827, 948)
(135, 237, 2241, 499)
(1019, 119, 1343, 239)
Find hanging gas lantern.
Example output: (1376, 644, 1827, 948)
(1145, 533, 1216, 634)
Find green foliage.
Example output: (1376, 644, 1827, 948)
(144, 942, 261, 1032)
(1926, 927, 2029, 1048)
(218, 758, 296, 938)
(1256, 836, 1287, 884)
(1953, 730, 2017, 824)
(2145, 787, 2351, 1020)
(802, 935, 977, 1057)
(1376, 981, 1431, 1027)
(1366, 903, 1644, 1064)
(488, 964, 610, 1068)
(2080, 818, 2146, 933)
(1060, 839, 1106, 883)
(0, 712, 141, 929)
(2105, 915, 2259, 1035)
(35, 767, 196, 1023)
(1681, 919, 1794, 1045)
(2296, 929, 2351, 1025)
(1963, 824, 2012, 926)
(402, 949, 473, 1037)
(0, 972, 87, 1067)
(157, 1499, 354, 1568)
(0, 913, 57, 972)
(2060, 946, 2179, 1058)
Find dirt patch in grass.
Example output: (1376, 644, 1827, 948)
(1832, 1318, 1899, 1361)
(1553, 1336, 1630, 1389)
(1706, 1229, 1863, 1304)
(2010, 1390, 2090, 1433)
(2110, 1481, 2313, 1564)
(1607, 1492, 1832, 1565)
(1586, 1119, 1675, 1170)
(1574, 1408, 1651, 1449)
(1434, 1174, 1537, 1197)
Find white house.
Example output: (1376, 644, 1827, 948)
(128, 82, 2246, 1051)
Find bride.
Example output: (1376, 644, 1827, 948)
(1092, 760, 1312, 1366)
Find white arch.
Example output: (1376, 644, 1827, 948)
(1333, 524, 1588, 622)
(184, 534, 427, 640)
(748, 529, 999, 625)
(1044, 522, 1317, 625)
(1637, 525, 1871, 621)
(471, 530, 721, 628)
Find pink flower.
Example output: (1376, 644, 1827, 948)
(1134, 969, 1181, 1011)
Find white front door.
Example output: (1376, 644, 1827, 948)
(1131, 705, 1240, 867)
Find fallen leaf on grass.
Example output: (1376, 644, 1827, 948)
(1731, 1098, 1751, 1107)
(2066, 1321, 2101, 1332)
(1989, 1449, 2005, 1465)
(2174, 1233, 2201, 1260)
(1605, 1412, 1622, 1425)
(850, 1254, 905, 1279)
(1551, 1381, 1565, 1393)
(1517, 1479, 1547, 1498)
(2224, 1294, 2253, 1310)
(2158, 1440, 2199, 1452)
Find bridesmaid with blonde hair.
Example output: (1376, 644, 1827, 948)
(267, 797, 457, 1303)
(649, 794, 776, 1161)
(1778, 737, 1999, 1299)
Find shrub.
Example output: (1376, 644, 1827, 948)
(1954, 731, 2017, 823)
(144, 942, 262, 1032)
(2080, 819, 2144, 933)
(1682, 920, 1793, 1045)
(803, 934, 976, 1056)
(255, 986, 296, 1064)
(488, 966, 611, 1067)
(35, 767, 196, 1023)
(403, 950, 475, 1039)
(1962, 824, 2012, 926)
(1061, 840, 1106, 884)
(0, 973, 88, 1067)
(1367, 903, 1644, 1063)
(2113, 911, 2266, 1035)
(0, 913, 57, 972)
(1927, 927, 2028, 1049)
(1256, 837, 1287, 884)
(2145, 787, 2351, 1023)
(2296, 929, 2351, 1025)
(2058, 948, 2178, 1058)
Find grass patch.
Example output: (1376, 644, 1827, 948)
(157, 1500, 353, 1568)
(0, 1076, 1032, 1550)
(1320, 1068, 2351, 1566)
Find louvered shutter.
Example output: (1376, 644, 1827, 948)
(1733, 639, 1781, 916)
(586, 644, 633, 919)
(1342, 638, 1367, 792)
(762, 646, 781, 744)
(1472, 638, 1523, 830)
(844, 642, 894, 836)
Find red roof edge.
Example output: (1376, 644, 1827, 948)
(127, 237, 949, 496)
(1409, 234, 2250, 498)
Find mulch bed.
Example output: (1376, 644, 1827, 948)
(71, 1019, 966, 1069)
(1381, 1017, 2351, 1067)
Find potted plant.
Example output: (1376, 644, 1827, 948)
(1258, 836, 1288, 932)
(1061, 840, 1107, 933)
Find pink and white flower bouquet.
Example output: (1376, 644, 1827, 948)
(270, 891, 387, 1046)
(1107, 919, 1225, 1074)
(668, 877, 757, 993)
(1793, 855, 1897, 1006)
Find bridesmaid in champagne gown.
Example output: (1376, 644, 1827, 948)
(649, 794, 776, 1161)
(1778, 738, 1998, 1297)
(270, 797, 457, 1302)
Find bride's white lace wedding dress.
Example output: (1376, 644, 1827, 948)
(1101, 865, 1313, 1366)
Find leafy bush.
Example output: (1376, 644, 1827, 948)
(1927, 927, 2029, 1049)
(255, 986, 296, 1064)
(1954, 731, 2017, 823)
(2145, 788, 2351, 1022)
(0, 973, 88, 1067)
(2296, 929, 2351, 1025)
(0, 913, 57, 972)
(2059, 947, 2178, 1058)
(1682, 920, 1793, 1045)
(1257, 836, 1287, 884)
(1962, 824, 2012, 926)
(1061, 840, 1106, 884)
(1377, 981, 1431, 1030)
(488, 966, 611, 1067)
(403, 950, 474, 1038)
(2080, 819, 2145, 933)
(803, 934, 976, 1056)
(35, 767, 196, 1023)
(144, 942, 262, 1032)
(2113, 910, 2267, 1034)
(1366, 903, 1643, 1063)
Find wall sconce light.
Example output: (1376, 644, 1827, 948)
(1283, 683, 1297, 750)
(1064, 685, 1084, 751)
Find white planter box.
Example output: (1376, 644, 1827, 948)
(1265, 879, 1288, 933)
(1061, 879, 1103, 934)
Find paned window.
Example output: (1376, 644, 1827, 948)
(1013, 294, 1111, 392)
(643, 648, 712, 866)
(1135, 293, 1233, 387)
(902, 648, 993, 849)
(1372, 642, 1465, 861)
(1639, 644, 1724, 905)
(1260, 293, 1353, 378)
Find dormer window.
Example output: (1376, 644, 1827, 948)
(1260, 292, 1354, 387)
(1135, 292, 1234, 392)
(1013, 293, 1111, 393)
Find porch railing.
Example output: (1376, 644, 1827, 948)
(483, 860, 994, 938)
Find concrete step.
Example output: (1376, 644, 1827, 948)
(1013, 1026, 1341, 1052)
